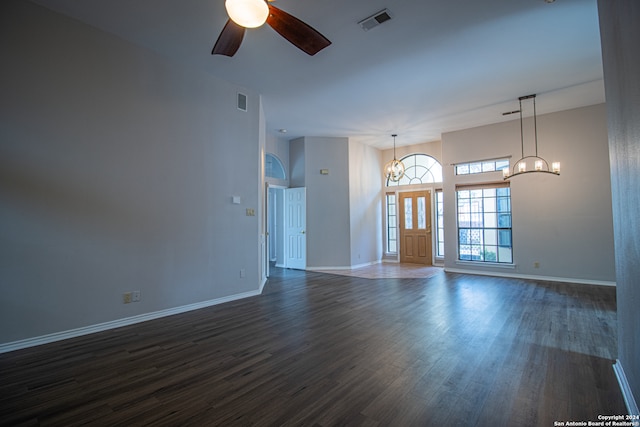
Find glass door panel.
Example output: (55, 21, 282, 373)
(417, 196, 426, 229)
(404, 197, 413, 230)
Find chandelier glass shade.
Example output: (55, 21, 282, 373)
(225, 0, 269, 28)
(503, 94, 560, 179)
(384, 134, 405, 182)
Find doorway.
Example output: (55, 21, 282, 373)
(266, 186, 286, 273)
(266, 186, 307, 273)
(399, 191, 432, 265)
(284, 187, 306, 270)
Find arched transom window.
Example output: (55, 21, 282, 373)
(386, 154, 443, 186)
(265, 153, 286, 180)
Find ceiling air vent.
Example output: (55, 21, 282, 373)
(358, 9, 392, 31)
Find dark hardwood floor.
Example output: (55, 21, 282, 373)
(0, 268, 626, 426)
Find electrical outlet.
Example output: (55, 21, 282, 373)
(123, 292, 132, 304)
(240, 269, 245, 278)
(132, 291, 141, 302)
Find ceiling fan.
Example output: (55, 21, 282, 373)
(212, 0, 331, 57)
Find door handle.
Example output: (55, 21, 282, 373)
(301, 230, 306, 234)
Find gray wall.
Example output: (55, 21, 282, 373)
(0, 1, 262, 345)
(304, 137, 351, 268)
(349, 140, 383, 266)
(381, 140, 443, 167)
(442, 104, 615, 284)
(289, 137, 306, 188)
(288, 137, 383, 269)
(599, 0, 640, 411)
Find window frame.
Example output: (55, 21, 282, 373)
(435, 189, 444, 258)
(454, 158, 510, 176)
(385, 192, 398, 254)
(265, 153, 286, 180)
(386, 154, 443, 187)
(456, 182, 513, 264)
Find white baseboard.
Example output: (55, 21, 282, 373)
(614, 360, 640, 416)
(444, 267, 616, 287)
(0, 289, 261, 354)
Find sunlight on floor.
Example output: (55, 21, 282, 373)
(313, 263, 443, 279)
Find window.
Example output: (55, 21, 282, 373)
(457, 184, 512, 263)
(386, 193, 397, 253)
(435, 190, 444, 257)
(265, 153, 286, 180)
(386, 154, 442, 186)
(455, 158, 509, 176)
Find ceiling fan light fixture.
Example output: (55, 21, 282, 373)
(225, 0, 269, 28)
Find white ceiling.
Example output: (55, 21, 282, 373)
(31, 0, 604, 149)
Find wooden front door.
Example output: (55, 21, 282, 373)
(399, 191, 432, 265)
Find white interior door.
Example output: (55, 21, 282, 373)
(284, 187, 306, 270)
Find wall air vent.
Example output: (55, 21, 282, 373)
(237, 92, 247, 112)
(358, 9, 392, 31)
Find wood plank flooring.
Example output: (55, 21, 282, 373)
(312, 263, 442, 279)
(0, 269, 626, 426)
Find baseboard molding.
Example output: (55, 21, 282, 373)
(0, 289, 261, 354)
(443, 267, 616, 287)
(614, 360, 640, 416)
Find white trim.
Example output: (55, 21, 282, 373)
(444, 267, 616, 287)
(614, 360, 640, 416)
(0, 290, 261, 354)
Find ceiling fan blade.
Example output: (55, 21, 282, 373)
(212, 19, 245, 57)
(266, 4, 331, 56)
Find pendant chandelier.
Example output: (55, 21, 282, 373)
(503, 94, 560, 179)
(384, 134, 405, 182)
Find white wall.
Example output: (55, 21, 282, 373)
(442, 104, 615, 284)
(0, 1, 262, 345)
